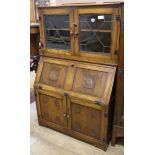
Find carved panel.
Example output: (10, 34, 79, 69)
(72, 68, 108, 98)
(54, 100, 60, 109)
(43, 112, 49, 119)
(49, 70, 59, 81)
(71, 102, 101, 139)
(40, 63, 67, 88)
(82, 76, 95, 89)
(39, 93, 64, 127)
(55, 116, 61, 125)
(74, 105, 81, 113)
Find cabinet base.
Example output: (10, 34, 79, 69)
(38, 118, 109, 151)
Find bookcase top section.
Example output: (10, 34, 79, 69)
(37, 2, 123, 9)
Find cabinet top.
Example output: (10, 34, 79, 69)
(37, 2, 123, 9)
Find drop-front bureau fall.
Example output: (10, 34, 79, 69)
(34, 2, 124, 151)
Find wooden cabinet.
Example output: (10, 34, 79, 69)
(34, 58, 116, 150)
(34, 2, 124, 151)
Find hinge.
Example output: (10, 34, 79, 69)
(95, 99, 104, 105)
(117, 69, 124, 77)
(64, 92, 69, 97)
(116, 15, 121, 22)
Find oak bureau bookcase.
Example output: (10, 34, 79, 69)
(34, 2, 124, 151)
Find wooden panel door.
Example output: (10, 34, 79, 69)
(66, 96, 107, 145)
(39, 8, 74, 56)
(74, 7, 120, 64)
(36, 89, 67, 130)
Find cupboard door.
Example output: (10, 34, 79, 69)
(74, 7, 120, 63)
(71, 102, 101, 139)
(67, 98, 106, 143)
(39, 8, 74, 55)
(37, 90, 67, 129)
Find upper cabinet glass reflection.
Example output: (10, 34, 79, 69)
(44, 15, 70, 50)
(79, 14, 112, 54)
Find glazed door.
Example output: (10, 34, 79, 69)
(74, 7, 120, 63)
(39, 8, 74, 56)
(36, 89, 68, 130)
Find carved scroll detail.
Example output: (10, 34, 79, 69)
(83, 76, 95, 89)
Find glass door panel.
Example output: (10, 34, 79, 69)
(44, 15, 71, 50)
(79, 14, 112, 54)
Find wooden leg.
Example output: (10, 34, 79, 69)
(111, 126, 116, 146)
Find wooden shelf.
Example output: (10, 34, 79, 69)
(46, 28, 111, 33)
(80, 29, 111, 33)
(46, 28, 70, 31)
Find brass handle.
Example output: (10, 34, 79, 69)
(73, 23, 77, 27)
(70, 32, 73, 35)
(64, 113, 67, 117)
(67, 114, 70, 119)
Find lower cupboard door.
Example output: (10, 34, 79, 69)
(38, 90, 67, 130)
(68, 100, 106, 142)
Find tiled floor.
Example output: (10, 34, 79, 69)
(30, 71, 124, 155)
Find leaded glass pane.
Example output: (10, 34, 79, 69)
(44, 15, 70, 50)
(79, 14, 112, 54)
